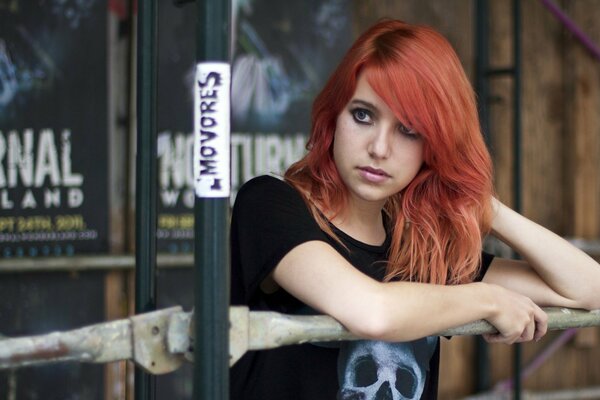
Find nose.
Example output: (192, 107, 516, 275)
(367, 127, 392, 159)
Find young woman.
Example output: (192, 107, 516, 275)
(230, 19, 600, 399)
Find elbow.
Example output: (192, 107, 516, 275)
(571, 287, 600, 311)
(578, 296, 600, 311)
(577, 263, 600, 310)
(344, 291, 412, 341)
(350, 313, 392, 341)
(588, 281, 600, 310)
(578, 278, 600, 310)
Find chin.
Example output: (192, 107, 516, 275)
(352, 189, 391, 204)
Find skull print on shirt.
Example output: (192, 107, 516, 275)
(337, 337, 437, 400)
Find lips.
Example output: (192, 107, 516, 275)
(358, 166, 390, 177)
(357, 166, 391, 183)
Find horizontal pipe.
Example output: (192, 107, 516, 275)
(0, 254, 193, 273)
(464, 385, 600, 400)
(0, 236, 598, 273)
(228, 306, 600, 366)
(2, 306, 598, 371)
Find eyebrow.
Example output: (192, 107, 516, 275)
(350, 98, 416, 132)
(349, 99, 379, 115)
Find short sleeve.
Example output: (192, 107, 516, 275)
(475, 251, 495, 282)
(230, 175, 329, 305)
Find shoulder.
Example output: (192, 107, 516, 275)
(232, 175, 314, 227)
(237, 174, 290, 196)
(235, 175, 303, 208)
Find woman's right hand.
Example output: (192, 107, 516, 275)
(482, 283, 548, 344)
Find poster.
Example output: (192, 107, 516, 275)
(156, 0, 352, 253)
(0, 271, 106, 399)
(0, 0, 109, 257)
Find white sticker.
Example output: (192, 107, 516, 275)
(194, 62, 231, 198)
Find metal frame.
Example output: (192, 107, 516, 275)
(0, 254, 193, 273)
(474, 0, 523, 397)
(193, 1, 231, 399)
(3, 306, 599, 373)
(135, 0, 159, 398)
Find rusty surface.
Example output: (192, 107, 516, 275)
(8, 340, 70, 363)
(2, 305, 599, 372)
(131, 306, 184, 374)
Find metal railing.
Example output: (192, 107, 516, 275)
(1, 306, 599, 372)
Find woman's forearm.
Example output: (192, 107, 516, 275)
(274, 240, 547, 344)
(361, 281, 490, 341)
(366, 280, 545, 344)
(490, 198, 600, 310)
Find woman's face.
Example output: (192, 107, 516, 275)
(333, 74, 424, 209)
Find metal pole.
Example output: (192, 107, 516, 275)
(475, 0, 491, 147)
(512, 0, 523, 398)
(193, 0, 231, 399)
(135, 0, 158, 399)
(474, 0, 492, 392)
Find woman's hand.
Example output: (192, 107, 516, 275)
(482, 283, 548, 344)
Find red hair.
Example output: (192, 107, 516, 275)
(285, 20, 494, 285)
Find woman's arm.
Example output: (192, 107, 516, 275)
(272, 240, 547, 344)
(483, 198, 600, 310)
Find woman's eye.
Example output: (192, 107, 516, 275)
(398, 123, 420, 139)
(351, 108, 372, 124)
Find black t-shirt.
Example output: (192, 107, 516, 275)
(230, 175, 494, 400)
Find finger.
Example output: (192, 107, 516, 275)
(482, 333, 504, 344)
(516, 316, 535, 343)
(482, 333, 497, 343)
(483, 333, 516, 345)
(533, 307, 548, 341)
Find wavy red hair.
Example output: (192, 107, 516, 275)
(285, 19, 494, 285)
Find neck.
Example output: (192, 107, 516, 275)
(329, 198, 386, 246)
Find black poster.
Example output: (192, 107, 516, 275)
(0, 271, 105, 399)
(0, 0, 109, 257)
(156, 0, 352, 253)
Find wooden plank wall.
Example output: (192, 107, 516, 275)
(352, 0, 600, 398)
